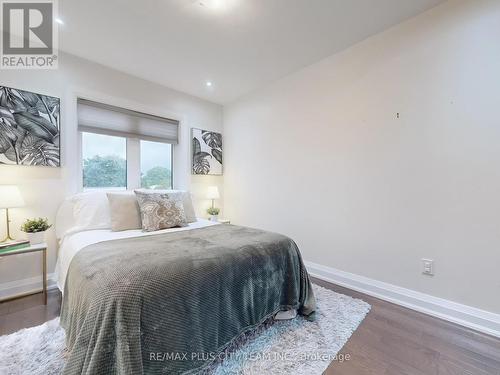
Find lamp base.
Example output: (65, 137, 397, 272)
(2, 208, 15, 243)
(0, 235, 15, 243)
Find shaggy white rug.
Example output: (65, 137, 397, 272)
(0, 284, 370, 375)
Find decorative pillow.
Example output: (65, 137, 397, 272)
(135, 189, 197, 223)
(106, 192, 142, 231)
(134, 191, 187, 231)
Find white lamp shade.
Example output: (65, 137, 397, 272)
(0, 185, 25, 208)
(206, 186, 220, 200)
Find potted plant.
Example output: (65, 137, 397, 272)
(207, 207, 220, 222)
(20, 218, 52, 245)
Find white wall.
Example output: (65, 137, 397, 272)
(224, 0, 500, 313)
(0, 53, 223, 291)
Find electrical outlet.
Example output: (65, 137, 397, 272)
(422, 259, 434, 276)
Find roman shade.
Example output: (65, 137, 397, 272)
(77, 99, 179, 144)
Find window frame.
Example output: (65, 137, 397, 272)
(79, 131, 174, 191)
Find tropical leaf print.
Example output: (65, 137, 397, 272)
(0, 87, 24, 110)
(3, 146, 18, 163)
(211, 148, 222, 165)
(192, 137, 212, 174)
(201, 131, 222, 149)
(13, 111, 58, 143)
(0, 86, 60, 167)
(192, 128, 223, 175)
(193, 136, 201, 155)
(0, 132, 12, 154)
(19, 134, 59, 166)
(193, 157, 211, 174)
(0, 119, 21, 154)
(0, 106, 15, 125)
(18, 90, 39, 107)
(35, 94, 59, 124)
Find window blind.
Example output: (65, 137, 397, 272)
(77, 99, 179, 144)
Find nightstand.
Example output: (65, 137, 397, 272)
(0, 243, 48, 304)
(218, 219, 231, 224)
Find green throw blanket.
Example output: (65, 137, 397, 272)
(60, 224, 316, 374)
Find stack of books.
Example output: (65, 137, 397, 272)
(0, 240, 30, 253)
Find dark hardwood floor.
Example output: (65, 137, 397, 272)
(0, 290, 61, 336)
(314, 278, 500, 375)
(1, 281, 499, 374)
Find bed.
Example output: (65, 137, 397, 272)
(55, 191, 315, 375)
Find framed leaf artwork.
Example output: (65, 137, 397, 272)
(0, 85, 60, 167)
(192, 128, 222, 175)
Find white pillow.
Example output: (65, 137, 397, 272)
(135, 189, 197, 223)
(71, 191, 112, 233)
(55, 197, 77, 240)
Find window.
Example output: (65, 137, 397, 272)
(77, 99, 179, 191)
(82, 132, 127, 190)
(140, 140, 173, 190)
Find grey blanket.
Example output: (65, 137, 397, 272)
(60, 224, 316, 374)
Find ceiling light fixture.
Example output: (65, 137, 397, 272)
(55, 18, 64, 25)
(198, 0, 228, 11)
(206, 81, 213, 87)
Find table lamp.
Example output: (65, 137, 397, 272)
(206, 186, 220, 209)
(0, 185, 25, 243)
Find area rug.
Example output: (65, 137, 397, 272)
(0, 284, 370, 375)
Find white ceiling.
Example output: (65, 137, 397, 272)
(59, 0, 445, 104)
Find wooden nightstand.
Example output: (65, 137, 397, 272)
(0, 243, 48, 304)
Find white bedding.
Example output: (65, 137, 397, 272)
(55, 219, 219, 292)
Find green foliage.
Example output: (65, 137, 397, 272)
(207, 207, 220, 215)
(141, 166, 172, 189)
(83, 155, 172, 189)
(21, 217, 52, 233)
(83, 155, 126, 188)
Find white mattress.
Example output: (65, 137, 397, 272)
(55, 219, 219, 292)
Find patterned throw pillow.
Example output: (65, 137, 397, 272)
(134, 191, 188, 232)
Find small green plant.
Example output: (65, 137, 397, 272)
(20, 218, 52, 233)
(207, 207, 220, 216)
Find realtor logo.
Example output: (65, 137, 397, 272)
(1, 0, 58, 69)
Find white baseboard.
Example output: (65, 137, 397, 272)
(0, 273, 58, 301)
(306, 261, 500, 338)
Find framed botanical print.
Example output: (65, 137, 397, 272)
(0, 85, 60, 167)
(192, 128, 222, 175)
